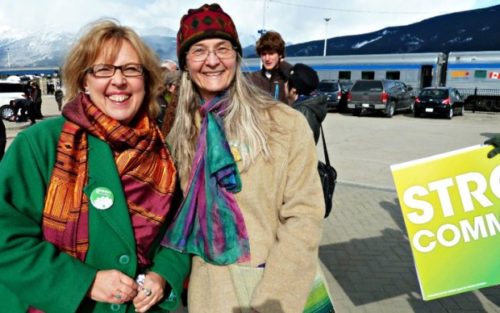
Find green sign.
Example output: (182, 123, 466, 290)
(391, 145, 500, 300)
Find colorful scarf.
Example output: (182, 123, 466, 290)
(42, 93, 176, 265)
(161, 97, 250, 265)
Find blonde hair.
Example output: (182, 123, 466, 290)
(167, 56, 281, 181)
(62, 19, 163, 118)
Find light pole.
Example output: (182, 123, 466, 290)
(262, 0, 267, 35)
(323, 18, 331, 57)
(6, 48, 11, 68)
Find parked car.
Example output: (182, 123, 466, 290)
(348, 79, 414, 117)
(317, 79, 352, 112)
(414, 87, 464, 119)
(0, 81, 26, 120)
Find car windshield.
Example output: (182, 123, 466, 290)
(318, 82, 337, 92)
(340, 81, 353, 90)
(351, 81, 383, 92)
(420, 89, 448, 98)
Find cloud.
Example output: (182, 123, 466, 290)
(0, 0, 496, 46)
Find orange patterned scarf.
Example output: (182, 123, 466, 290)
(42, 93, 176, 265)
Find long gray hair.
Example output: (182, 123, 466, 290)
(167, 57, 281, 182)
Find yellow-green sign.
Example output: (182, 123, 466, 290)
(391, 145, 500, 300)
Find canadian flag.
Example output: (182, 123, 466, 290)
(489, 72, 500, 79)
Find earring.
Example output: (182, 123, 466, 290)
(84, 88, 90, 95)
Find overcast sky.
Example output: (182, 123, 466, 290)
(1, 0, 499, 45)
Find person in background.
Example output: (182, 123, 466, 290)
(8, 95, 36, 125)
(161, 59, 178, 73)
(0, 19, 190, 313)
(30, 81, 43, 119)
(161, 4, 331, 313)
(54, 88, 64, 111)
(157, 70, 180, 128)
(485, 134, 500, 158)
(248, 30, 292, 103)
(0, 118, 5, 162)
(286, 63, 328, 144)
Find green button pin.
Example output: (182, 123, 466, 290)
(90, 187, 114, 210)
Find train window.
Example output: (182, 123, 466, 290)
(361, 71, 375, 79)
(386, 71, 400, 80)
(339, 71, 351, 80)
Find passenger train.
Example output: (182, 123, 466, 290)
(243, 50, 500, 111)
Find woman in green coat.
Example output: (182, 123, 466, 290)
(0, 20, 190, 313)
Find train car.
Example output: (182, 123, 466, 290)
(243, 52, 447, 91)
(243, 51, 500, 111)
(445, 51, 500, 111)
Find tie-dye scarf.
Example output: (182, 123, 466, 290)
(162, 97, 250, 265)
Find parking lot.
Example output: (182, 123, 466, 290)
(320, 110, 500, 190)
(319, 110, 500, 312)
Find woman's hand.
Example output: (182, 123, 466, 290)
(87, 269, 138, 304)
(133, 271, 167, 312)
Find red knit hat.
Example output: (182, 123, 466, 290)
(177, 3, 242, 70)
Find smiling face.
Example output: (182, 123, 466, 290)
(260, 50, 281, 71)
(185, 38, 237, 102)
(83, 40, 145, 125)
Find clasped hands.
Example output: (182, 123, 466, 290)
(88, 270, 166, 313)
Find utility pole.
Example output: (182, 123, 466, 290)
(323, 18, 331, 57)
(258, 0, 267, 37)
(262, 0, 266, 34)
(7, 48, 11, 68)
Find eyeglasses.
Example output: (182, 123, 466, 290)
(87, 63, 144, 78)
(186, 45, 237, 62)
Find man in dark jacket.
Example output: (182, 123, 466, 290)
(9, 97, 36, 124)
(248, 31, 292, 104)
(287, 63, 328, 144)
(30, 81, 43, 119)
(54, 89, 64, 111)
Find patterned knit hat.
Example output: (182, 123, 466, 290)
(177, 3, 242, 70)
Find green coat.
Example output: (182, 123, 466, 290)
(0, 117, 190, 313)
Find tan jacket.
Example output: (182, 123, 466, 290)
(187, 103, 325, 313)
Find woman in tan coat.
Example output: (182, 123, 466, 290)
(161, 4, 333, 313)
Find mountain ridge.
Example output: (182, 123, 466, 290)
(1, 4, 499, 67)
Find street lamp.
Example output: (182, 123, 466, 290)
(6, 48, 11, 68)
(323, 18, 331, 57)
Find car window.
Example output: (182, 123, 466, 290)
(318, 82, 338, 92)
(0, 83, 24, 93)
(339, 81, 353, 91)
(388, 82, 399, 92)
(351, 81, 383, 92)
(420, 89, 447, 98)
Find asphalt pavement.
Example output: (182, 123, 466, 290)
(4, 98, 500, 312)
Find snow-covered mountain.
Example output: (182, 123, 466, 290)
(1, 4, 499, 67)
(0, 25, 180, 68)
(283, 4, 500, 57)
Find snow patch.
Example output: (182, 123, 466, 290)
(352, 36, 382, 49)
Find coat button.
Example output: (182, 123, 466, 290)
(118, 254, 130, 264)
(110, 303, 121, 311)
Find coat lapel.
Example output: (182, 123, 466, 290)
(83, 135, 136, 253)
